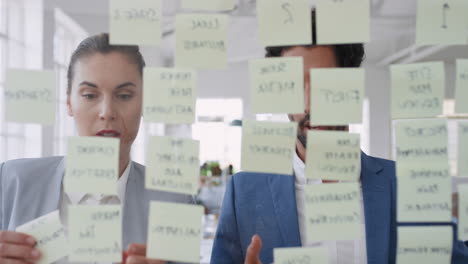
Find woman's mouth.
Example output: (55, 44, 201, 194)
(96, 130, 121, 138)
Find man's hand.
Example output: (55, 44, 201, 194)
(125, 243, 166, 264)
(0, 231, 41, 264)
(245, 235, 263, 264)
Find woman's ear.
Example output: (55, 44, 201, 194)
(67, 96, 73, 117)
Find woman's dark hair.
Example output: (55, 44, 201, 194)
(66, 33, 146, 95)
(265, 9, 365, 67)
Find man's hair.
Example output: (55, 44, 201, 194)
(265, 9, 365, 67)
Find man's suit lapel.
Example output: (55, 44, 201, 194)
(361, 152, 393, 264)
(268, 174, 302, 247)
(264, 153, 393, 264)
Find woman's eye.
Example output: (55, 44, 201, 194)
(82, 94, 97, 99)
(117, 94, 133, 100)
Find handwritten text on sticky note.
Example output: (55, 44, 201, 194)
(5, 69, 56, 125)
(397, 163, 452, 222)
(241, 120, 297, 175)
(305, 131, 361, 181)
(147, 201, 203, 263)
(146, 136, 200, 195)
(310, 68, 364, 125)
(249, 57, 304, 114)
(109, 0, 161, 45)
(274, 247, 329, 264)
(397, 226, 452, 264)
(65, 137, 119, 195)
(455, 59, 468, 114)
(256, 0, 312, 46)
(175, 14, 228, 69)
(316, 0, 370, 44)
(305, 182, 361, 242)
(391, 62, 445, 119)
(395, 119, 448, 164)
(143, 68, 197, 124)
(16, 211, 68, 264)
(395, 119, 451, 222)
(68, 205, 122, 263)
(416, 0, 468, 46)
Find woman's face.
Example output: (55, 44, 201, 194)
(67, 52, 142, 158)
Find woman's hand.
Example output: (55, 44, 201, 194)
(0, 231, 41, 264)
(125, 243, 166, 264)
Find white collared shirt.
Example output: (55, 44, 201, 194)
(293, 152, 367, 264)
(56, 161, 132, 264)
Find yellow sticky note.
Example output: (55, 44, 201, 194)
(391, 62, 445, 119)
(459, 185, 468, 241)
(249, 57, 304, 114)
(143, 68, 197, 124)
(394, 119, 448, 164)
(147, 201, 203, 263)
(241, 120, 297, 175)
(256, 0, 312, 47)
(458, 122, 468, 177)
(146, 136, 200, 195)
(310, 68, 364, 125)
(181, 0, 235, 11)
(175, 14, 228, 69)
(5, 69, 56, 125)
(68, 205, 122, 262)
(64, 137, 119, 195)
(416, 0, 468, 46)
(305, 131, 360, 181)
(455, 59, 468, 114)
(274, 247, 328, 264)
(16, 211, 68, 264)
(109, 0, 162, 45)
(396, 226, 453, 264)
(397, 163, 452, 222)
(395, 119, 451, 222)
(305, 182, 361, 242)
(316, 0, 370, 44)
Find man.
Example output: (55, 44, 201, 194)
(210, 10, 468, 264)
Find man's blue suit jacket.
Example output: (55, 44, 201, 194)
(211, 152, 468, 264)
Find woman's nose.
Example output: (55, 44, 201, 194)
(99, 97, 116, 121)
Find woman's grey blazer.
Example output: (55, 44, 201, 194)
(0, 156, 194, 249)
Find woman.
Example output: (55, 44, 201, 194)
(0, 33, 192, 264)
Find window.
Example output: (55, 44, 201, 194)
(0, 1, 6, 162)
(0, 0, 43, 163)
(52, 8, 88, 156)
(192, 98, 243, 171)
